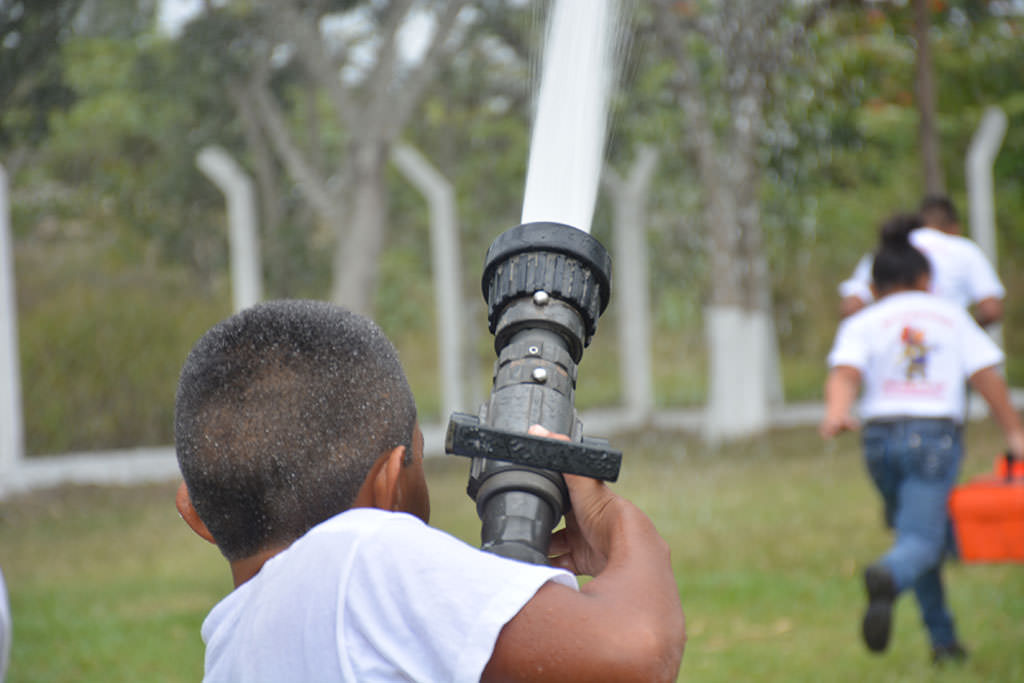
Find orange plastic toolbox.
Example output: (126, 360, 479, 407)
(949, 454, 1024, 563)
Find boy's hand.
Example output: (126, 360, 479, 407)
(548, 474, 623, 576)
(819, 412, 859, 439)
(486, 425, 685, 682)
(822, 366, 861, 439)
(1007, 428, 1024, 461)
(527, 424, 625, 577)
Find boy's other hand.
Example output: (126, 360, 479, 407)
(486, 425, 684, 682)
(548, 474, 623, 577)
(527, 424, 625, 577)
(819, 413, 860, 439)
(1007, 429, 1024, 461)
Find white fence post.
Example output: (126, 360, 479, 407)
(392, 143, 465, 422)
(603, 146, 658, 421)
(966, 106, 1008, 352)
(966, 107, 1007, 265)
(0, 164, 24, 496)
(197, 146, 263, 312)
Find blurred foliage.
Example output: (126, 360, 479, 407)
(16, 236, 228, 453)
(3, 0, 1023, 453)
(0, 0, 85, 149)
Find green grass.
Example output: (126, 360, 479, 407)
(0, 485, 228, 683)
(2, 421, 1023, 682)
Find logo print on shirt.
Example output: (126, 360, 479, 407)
(901, 326, 931, 381)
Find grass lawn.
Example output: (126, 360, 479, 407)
(2, 420, 1022, 682)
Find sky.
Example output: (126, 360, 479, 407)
(157, 0, 203, 37)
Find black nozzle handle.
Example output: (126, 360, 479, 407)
(465, 222, 615, 565)
(446, 412, 621, 482)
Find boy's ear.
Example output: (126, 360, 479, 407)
(176, 481, 217, 545)
(353, 445, 406, 512)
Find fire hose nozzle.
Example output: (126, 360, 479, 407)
(447, 222, 616, 564)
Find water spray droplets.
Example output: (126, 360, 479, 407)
(520, 0, 627, 234)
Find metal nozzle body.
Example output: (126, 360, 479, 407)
(460, 222, 613, 564)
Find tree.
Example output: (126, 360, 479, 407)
(851, 0, 1008, 197)
(0, 0, 85, 172)
(913, 0, 944, 194)
(651, 0, 840, 442)
(181, 0, 474, 314)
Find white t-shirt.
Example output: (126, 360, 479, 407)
(201, 508, 577, 683)
(827, 291, 1004, 422)
(837, 227, 1005, 309)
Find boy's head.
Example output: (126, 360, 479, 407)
(174, 300, 420, 562)
(919, 195, 959, 234)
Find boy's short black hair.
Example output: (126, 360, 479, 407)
(174, 300, 417, 561)
(918, 195, 959, 231)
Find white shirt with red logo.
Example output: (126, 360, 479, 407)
(837, 227, 1005, 309)
(827, 291, 1003, 422)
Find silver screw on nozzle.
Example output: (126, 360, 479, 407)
(531, 367, 548, 383)
(533, 290, 550, 306)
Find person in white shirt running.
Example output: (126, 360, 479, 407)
(821, 214, 1024, 665)
(838, 195, 1004, 327)
(174, 299, 685, 683)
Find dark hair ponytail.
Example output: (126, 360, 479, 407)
(871, 212, 930, 295)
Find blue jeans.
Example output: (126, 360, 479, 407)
(862, 418, 963, 648)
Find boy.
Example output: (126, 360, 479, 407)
(837, 195, 1004, 326)
(175, 299, 685, 682)
(821, 215, 1024, 664)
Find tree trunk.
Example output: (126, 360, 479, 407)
(242, 0, 471, 315)
(734, 90, 783, 409)
(913, 0, 944, 195)
(232, 83, 283, 293)
(703, 212, 773, 440)
(703, 87, 776, 443)
(331, 140, 388, 315)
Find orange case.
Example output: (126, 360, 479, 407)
(949, 455, 1024, 563)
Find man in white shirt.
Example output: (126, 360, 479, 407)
(838, 196, 1004, 327)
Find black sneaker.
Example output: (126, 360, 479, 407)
(932, 642, 967, 665)
(862, 564, 897, 653)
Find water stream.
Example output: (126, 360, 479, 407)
(520, 0, 627, 235)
